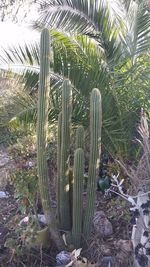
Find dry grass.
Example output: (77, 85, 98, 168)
(117, 108, 150, 194)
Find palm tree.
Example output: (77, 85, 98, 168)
(0, 0, 150, 157)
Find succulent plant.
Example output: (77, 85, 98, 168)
(37, 28, 64, 250)
(59, 79, 72, 230)
(72, 148, 84, 247)
(37, 29, 102, 248)
(83, 88, 102, 239)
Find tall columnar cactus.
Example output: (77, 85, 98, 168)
(83, 88, 102, 239)
(59, 79, 72, 230)
(37, 28, 64, 250)
(57, 112, 62, 224)
(72, 148, 84, 248)
(75, 125, 84, 149)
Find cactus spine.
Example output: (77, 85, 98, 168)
(83, 88, 102, 239)
(72, 148, 84, 248)
(37, 29, 64, 250)
(59, 79, 72, 230)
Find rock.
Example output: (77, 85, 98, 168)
(19, 216, 29, 226)
(93, 211, 113, 237)
(19, 214, 47, 226)
(0, 153, 9, 167)
(37, 214, 47, 225)
(0, 191, 9, 198)
(55, 251, 71, 266)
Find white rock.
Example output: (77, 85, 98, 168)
(19, 214, 47, 226)
(0, 191, 9, 198)
(19, 216, 29, 226)
(37, 214, 47, 225)
(56, 251, 71, 266)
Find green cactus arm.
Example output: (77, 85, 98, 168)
(37, 28, 51, 225)
(72, 148, 84, 248)
(59, 79, 72, 230)
(75, 125, 84, 150)
(37, 28, 64, 250)
(83, 88, 102, 239)
(57, 112, 62, 224)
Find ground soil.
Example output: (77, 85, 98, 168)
(0, 146, 134, 267)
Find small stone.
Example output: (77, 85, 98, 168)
(56, 251, 71, 266)
(19, 214, 47, 226)
(0, 154, 9, 167)
(93, 211, 113, 237)
(19, 216, 29, 226)
(0, 191, 9, 198)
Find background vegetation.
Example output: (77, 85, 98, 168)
(0, 0, 150, 159)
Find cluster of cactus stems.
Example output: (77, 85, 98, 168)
(57, 83, 102, 247)
(37, 29, 102, 249)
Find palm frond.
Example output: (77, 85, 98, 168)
(33, 0, 125, 64)
(125, 2, 150, 59)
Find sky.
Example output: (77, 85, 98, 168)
(0, 22, 40, 50)
(0, 2, 40, 52)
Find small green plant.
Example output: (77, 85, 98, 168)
(10, 168, 38, 214)
(8, 134, 37, 214)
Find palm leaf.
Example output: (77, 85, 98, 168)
(33, 0, 125, 64)
(124, 2, 150, 59)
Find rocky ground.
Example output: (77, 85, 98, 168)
(0, 146, 17, 266)
(0, 145, 134, 267)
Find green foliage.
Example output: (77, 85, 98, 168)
(10, 168, 38, 214)
(1, 0, 150, 158)
(98, 176, 110, 192)
(9, 134, 38, 213)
